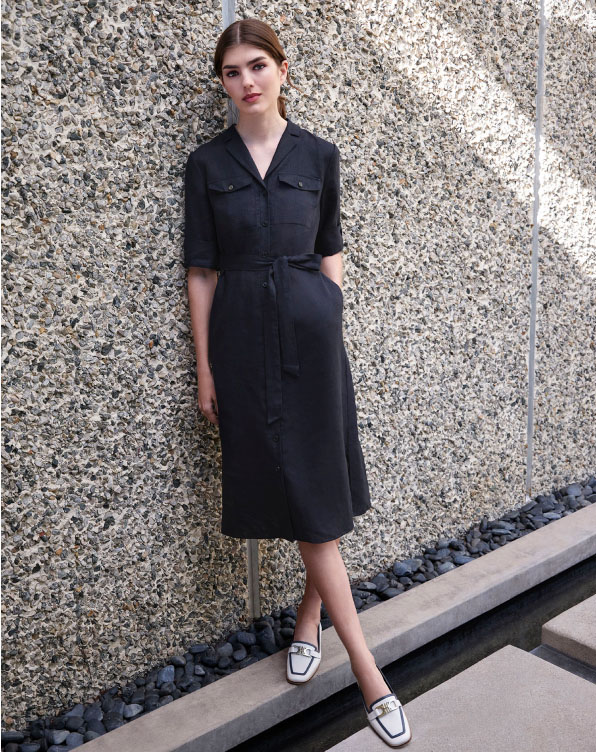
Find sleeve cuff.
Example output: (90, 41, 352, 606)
(183, 239, 220, 269)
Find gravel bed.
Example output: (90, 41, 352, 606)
(2, 476, 595, 751)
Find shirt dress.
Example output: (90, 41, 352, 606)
(183, 116, 371, 543)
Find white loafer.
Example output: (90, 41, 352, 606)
(286, 621, 322, 684)
(359, 663, 412, 747)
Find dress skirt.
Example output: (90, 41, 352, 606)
(209, 254, 371, 543)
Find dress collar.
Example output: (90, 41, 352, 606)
(223, 118, 300, 186)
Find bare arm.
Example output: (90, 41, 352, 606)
(320, 251, 343, 291)
(187, 267, 219, 425)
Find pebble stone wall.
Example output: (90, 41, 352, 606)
(2, 0, 594, 729)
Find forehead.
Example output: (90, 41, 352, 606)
(221, 44, 276, 68)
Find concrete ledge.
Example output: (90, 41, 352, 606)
(328, 644, 596, 751)
(542, 592, 596, 668)
(83, 503, 596, 752)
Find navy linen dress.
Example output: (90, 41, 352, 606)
(183, 117, 371, 543)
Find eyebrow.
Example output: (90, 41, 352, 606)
(222, 56, 267, 70)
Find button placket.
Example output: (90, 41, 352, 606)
(263, 183, 270, 254)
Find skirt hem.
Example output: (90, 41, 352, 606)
(220, 504, 372, 543)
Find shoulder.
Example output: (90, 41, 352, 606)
(293, 120, 338, 159)
(186, 127, 231, 167)
(290, 121, 339, 179)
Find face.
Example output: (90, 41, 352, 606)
(220, 43, 288, 114)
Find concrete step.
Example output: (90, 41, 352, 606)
(82, 503, 596, 752)
(541, 592, 596, 668)
(328, 644, 596, 752)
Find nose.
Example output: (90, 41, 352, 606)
(241, 70, 255, 88)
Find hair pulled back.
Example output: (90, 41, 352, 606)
(213, 18, 304, 118)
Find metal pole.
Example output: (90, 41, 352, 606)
(221, 0, 261, 621)
(526, 0, 548, 500)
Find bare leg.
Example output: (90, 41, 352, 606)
(292, 568, 322, 646)
(295, 538, 390, 709)
(293, 538, 341, 646)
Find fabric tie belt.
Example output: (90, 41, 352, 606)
(219, 253, 323, 424)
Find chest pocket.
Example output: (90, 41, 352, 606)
(207, 174, 257, 231)
(272, 173, 321, 227)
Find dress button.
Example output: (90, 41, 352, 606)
(273, 433, 279, 442)
(298, 181, 303, 187)
(275, 465, 280, 471)
(262, 281, 268, 287)
(228, 184, 234, 190)
(261, 220, 268, 226)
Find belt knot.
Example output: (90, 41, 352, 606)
(219, 253, 322, 423)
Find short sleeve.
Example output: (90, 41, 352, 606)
(314, 144, 344, 257)
(183, 151, 220, 270)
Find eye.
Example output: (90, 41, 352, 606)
(225, 63, 266, 77)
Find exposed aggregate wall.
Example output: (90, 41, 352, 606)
(1, 0, 594, 726)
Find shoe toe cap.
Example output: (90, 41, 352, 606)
(369, 698, 410, 742)
(288, 652, 316, 677)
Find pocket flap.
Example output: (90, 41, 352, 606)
(208, 174, 253, 193)
(278, 173, 322, 191)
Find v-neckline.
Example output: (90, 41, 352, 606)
(232, 118, 290, 181)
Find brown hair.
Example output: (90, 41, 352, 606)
(213, 18, 305, 118)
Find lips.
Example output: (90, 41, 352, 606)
(243, 93, 261, 102)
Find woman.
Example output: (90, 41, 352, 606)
(183, 18, 411, 747)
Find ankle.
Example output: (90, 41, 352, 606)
(350, 650, 377, 676)
(295, 607, 321, 626)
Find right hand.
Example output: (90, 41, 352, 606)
(198, 368, 219, 425)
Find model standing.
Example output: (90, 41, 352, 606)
(183, 18, 411, 747)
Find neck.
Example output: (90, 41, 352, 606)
(234, 111, 288, 142)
